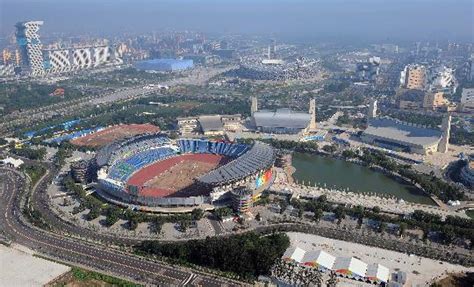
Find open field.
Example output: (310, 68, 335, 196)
(286, 232, 473, 287)
(127, 154, 226, 198)
(47, 267, 142, 287)
(71, 124, 160, 148)
(0, 244, 71, 286)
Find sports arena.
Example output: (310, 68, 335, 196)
(95, 134, 276, 212)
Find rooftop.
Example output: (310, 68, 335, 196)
(253, 108, 311, 129)
(198, 115, 224, 132)
(333, 257, 368, 277)
(364, 117, 442, 147)
(198, 141, 275, 185)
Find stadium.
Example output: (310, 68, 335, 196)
(95, 134, 276, 212)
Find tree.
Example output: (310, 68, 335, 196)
(322, 144, 337, 153)
(86, 208, 100, 221)
(378, 222, 388, 234)
(255, 213, 261, 221)
(334, 206, 346, 225)
(128, 218, 138, 230)
(317, 194, 328, 203)
(357, 216, 363, 229)
(372, 206, 381, 214)
(104, 206, 121, 227)
(313, 208, 324, 222)
(150, 217, 163, 234)
(178, 220, 190, 232)
(191, 208, 204, 221)
(326, 271, 338, 287)
(399, 222, 408, 237)
(214, 207, 233, 220)
(279, 200, 288, 214)
(297, 208, 304, 219)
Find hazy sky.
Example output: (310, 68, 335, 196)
(1, 0, 473, 42)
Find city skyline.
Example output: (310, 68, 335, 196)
(1, 0, 473, 42)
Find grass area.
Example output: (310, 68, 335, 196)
(22, 164, 46, 185)
(50, 267, 142, 287)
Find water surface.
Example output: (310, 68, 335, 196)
(292, 152, 434, 205)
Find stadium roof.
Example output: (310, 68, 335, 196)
(333, 257, 368, 277)
(253, 109, 311, 129)
(198, 115, 224, 132)
(198, 141, 275, 185)
(364, 117, 442, 147)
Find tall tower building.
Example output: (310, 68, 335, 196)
(15, 21, 45, 76)
(438, 113, 451, 153)
(308, 98, 317, 130)
(251, 96, 258, 116)
(368, 99, 378, 119)
(401, 64, 426, 90)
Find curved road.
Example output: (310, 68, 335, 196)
(0, 168, 244, 287)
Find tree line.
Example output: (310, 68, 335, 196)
(290, 195, 474, 249)
(136, 232, 290, 280)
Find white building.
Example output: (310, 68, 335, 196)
(427, 66, 457, 94)
(45, 49, 71, 74)
(1, 157, 24, 169)
(461, 88, 474, 112)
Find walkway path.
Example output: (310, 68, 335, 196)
(270, 183, 470, 219)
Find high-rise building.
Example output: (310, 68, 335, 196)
(427, 66, 457, 94)
(400, 64, 426, 90)
(461, 88, 474, 113)
(308, 98, 317, 130)
(356, 57, 380, 83)
(438, 114, 451, 153)
(251, 96, 258, 116)
(422, 92, 449, 110)
(45, 49, 71, 73)
(368, 99, 378, 119)
(15, 21, 45, 76)
(2, 49, 12, 65)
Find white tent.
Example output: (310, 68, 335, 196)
(333, 257, 368, 279)
(366, 263, 390, 283)
(282, 246, 306, 263)
(301, 250, 336, 270)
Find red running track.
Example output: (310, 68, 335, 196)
(126, 153, 226, 198)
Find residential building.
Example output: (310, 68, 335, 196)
(461, 88, 474, 112)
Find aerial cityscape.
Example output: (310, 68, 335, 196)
(0, 0, 473, 286)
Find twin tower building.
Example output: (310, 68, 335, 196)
(15, 21, 122, 77)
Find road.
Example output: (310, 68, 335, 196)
(0, 66, 235, 135)
(0, 168, 244, 286)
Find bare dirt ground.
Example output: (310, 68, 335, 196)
(71, 124, 160, 148)
(145, 159, 220, 191)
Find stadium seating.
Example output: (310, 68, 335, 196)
(178, 139, 249, 157)
(108, 147, 177, 182)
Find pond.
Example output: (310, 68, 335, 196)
(292, 152, 435, 205)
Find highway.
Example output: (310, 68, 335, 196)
(0, 66, 235, 135)
(0, 168, 245, 286)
